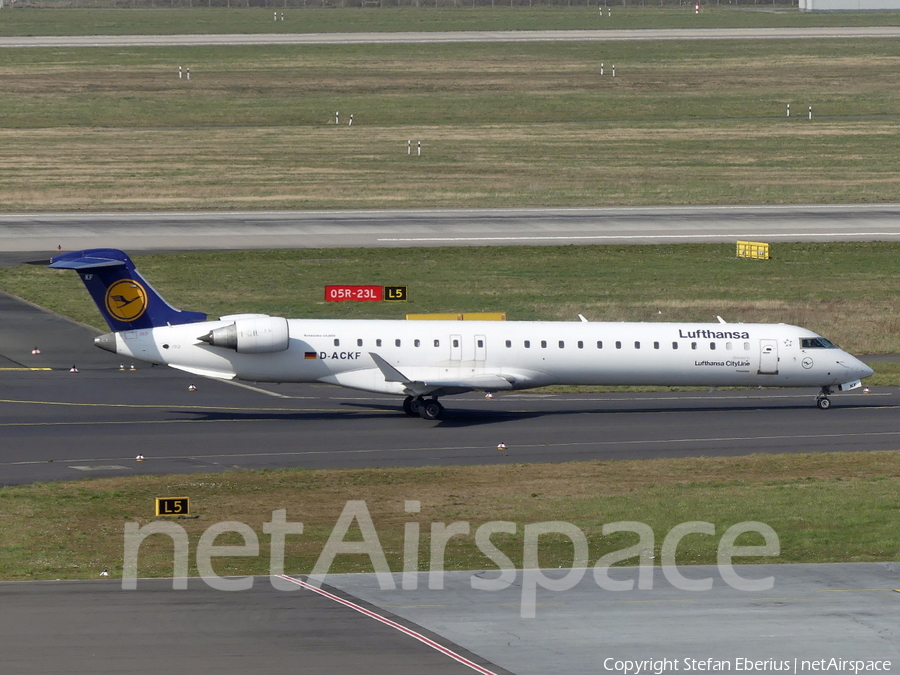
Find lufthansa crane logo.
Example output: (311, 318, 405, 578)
(105, 279, 149, 322)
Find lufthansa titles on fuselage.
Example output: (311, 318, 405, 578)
(694, 360, 751, 367)
(678, 328, 751, 340)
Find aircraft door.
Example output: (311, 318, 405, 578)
(474, 335, 486, 361)
(758, 339, 779, 375)
(450, 334, 462, 361)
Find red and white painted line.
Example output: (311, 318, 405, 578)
(276, 575, 500, 675)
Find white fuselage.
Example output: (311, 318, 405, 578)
(101, 318, 873, 397)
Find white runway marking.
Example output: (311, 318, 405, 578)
(276, 575, 500, 675)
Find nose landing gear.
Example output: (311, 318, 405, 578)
(816, 387, 833, 410)
(402, 395, 445, 420)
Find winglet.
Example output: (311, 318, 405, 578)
(369, 352, 411, 384)
(578, 314, 589, 323)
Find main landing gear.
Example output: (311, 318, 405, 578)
(816, 387, 833, 410)
(403, 395, 445, 420)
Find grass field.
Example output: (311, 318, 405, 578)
(2, 39, 900, 210)
(1, 451, 898, 580)
(4, 7, 900, 38)
(2, 243, 900, 356)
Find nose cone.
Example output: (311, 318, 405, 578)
(94, 332, 117, 354)
(847, 354, 874, 380)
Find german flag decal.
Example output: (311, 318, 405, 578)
(304, 352, 317, 360)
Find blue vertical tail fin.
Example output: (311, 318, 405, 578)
(49, 249, 207, 331)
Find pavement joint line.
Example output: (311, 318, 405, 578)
(5, 427, 900, 466)
(276, 575, 501, 675)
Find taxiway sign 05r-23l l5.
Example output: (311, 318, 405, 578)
(49, 248, 874, 420)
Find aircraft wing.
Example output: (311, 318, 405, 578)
(368, 352, 514, 396)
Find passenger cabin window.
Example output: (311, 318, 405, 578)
(376, 339, 382, 347)
(357, 339, 363, 347)
(672, 342, 678, 350)
(634, 341, 641, 349)
(505, 340, 511, 348)
(559, 341, 565, 349)
(691, 342, 698, 350)
(654, 342, 660, 350)
(525, 340, 531, 348)
(726, 342, 733, 350)
(434, 339, 440, 347)
(414, 339, 420, 347)
(578, 341, 584, 349)
(615, 341, 622, 349)
(801, 337, 837, 349)
(334, 339, 340, 346)
(395, 339, 401, 347)
(710, 342, 716, 350)
(744, 342, 750, 350)
(541, 340, 547, 348)
(597, 341, 603, 349)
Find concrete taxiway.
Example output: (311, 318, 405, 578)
(4, 205, 900, 252)
(325, 563, 900, 673)
(4, 26, 900, 48)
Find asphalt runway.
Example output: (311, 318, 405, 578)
(2, 366, 895, 486)
(4, 205, 900, 252)
(0, 577, 507, 675)
(0, 288, 893, 486)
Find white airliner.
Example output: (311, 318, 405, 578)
(50, 248, 874, 420)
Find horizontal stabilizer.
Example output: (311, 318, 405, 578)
(48, 256, 126, 270)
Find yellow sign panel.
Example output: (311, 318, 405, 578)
(406, 313, 507, 321)
(156, 496, 190, 517)
(736, 241, 770, 260)
(383, 286, 408, 302)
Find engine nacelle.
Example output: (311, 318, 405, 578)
(198, 316, 290, 354)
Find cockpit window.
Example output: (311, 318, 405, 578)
(801, 337, 837, 349)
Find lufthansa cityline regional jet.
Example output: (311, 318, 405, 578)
(50, 248, 874, 420)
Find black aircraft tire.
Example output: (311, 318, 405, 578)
(402, 396, 417, 416)
(817, 397, 832, 410)
(420, 400, 444, 420)
(410, 397, 424, 416)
